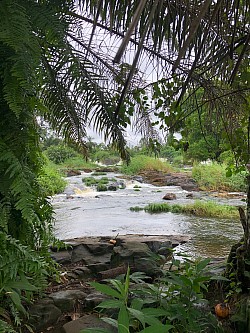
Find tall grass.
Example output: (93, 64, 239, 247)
(192, 163, 246, 192)
(121, 155, 173, 175)
(59, 156, 97, 170)
(130, 200, 239, 219)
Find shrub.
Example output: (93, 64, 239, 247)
(96, 184, 108, 191)
(121, 155, 173, 175)
(60, 156, 96, 170)
(192, 162, 246, 192)
(82, 258, 222, 333)
(38, 163, 67, 196)
(45, 145, 77, 164)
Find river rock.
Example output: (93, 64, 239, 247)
(63, 314, 117, 333)
(66, 169, 81, 177)
(84, 292, 110, 310)
(108, 183, 118, 191)
(28, 300, 62, 331)
(163, 193, 177, 200)
(110, 241, 162, 276)
(50, 250, 72, 264)
(138, 170, 198, 191)
(85, 241, 113, 255)
(49, 290, 87, 312)
(72, 266, 92, 279)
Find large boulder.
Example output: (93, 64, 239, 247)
(111, 241, 162, 277)
(63, 314, 117, 333)
(28, 299, 62, 332)
(49, 290, 87, 312)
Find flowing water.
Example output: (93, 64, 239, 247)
(53, 172, 245, 258)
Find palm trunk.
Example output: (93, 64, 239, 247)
(226, 174, 250, 290)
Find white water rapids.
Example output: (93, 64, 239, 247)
(52, 172, 244, 258)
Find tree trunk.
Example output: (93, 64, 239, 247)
(226, 174, 250, 290)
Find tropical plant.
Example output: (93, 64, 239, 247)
(81, 257, 224, 333)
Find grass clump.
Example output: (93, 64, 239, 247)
(129, 206, 144, 212)
(92, 171, 107, 176)
(145, 202, 172, 213)
(121, 155, 173, 175)
(82, 176, 98, 186)
(182, 200, 239, 219)
(192, 163, 246, 192)
(96, 184, 108, 192)
(130, 200, 239, 219)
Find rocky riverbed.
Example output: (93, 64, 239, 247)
(26, 234, 189, 333)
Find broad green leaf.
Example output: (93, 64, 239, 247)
(128, 307, 145, 328)
(97, 299, 123, 309)
(80, 328, 111, 333)
(131, 298, 144, 310)
(7, 280, 37, 291)
(139, 324, 173, 333)
(118, 304, 129, 333)
(102, 317, 118, 328)
(196, 258, 211, 272)
(90, 282, 122, 299)
(210, 275, 230, 282)
(141, 308, 167, 317)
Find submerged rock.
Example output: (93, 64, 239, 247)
(163, 193, 177, 200)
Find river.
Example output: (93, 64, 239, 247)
(52, 172, 245, 259)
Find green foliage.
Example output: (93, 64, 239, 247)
(129, 206, 144, 212)
(159, 145, 182, 163)
(181, 201, 239, 219)
(192, 163, 247, 191)
(0, 232, 51, 330)
(93, 149, 121, 165)
(38, 161, 67, 196)
(81, 258, 223, 333)
(121, 155, 173, 175)
(97, 184, 108, 192)
(45, 145, 78, 164)
(82, 177, 98, 186)
(91, 171, 107, 176)
(131, 200, 239, 219)
(60, 157, 96, 170)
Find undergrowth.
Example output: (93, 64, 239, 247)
(81, 256, 225, 333)
(192, 163, 246, 192)
(38, 160, 67, 196)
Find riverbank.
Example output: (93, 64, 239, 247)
(26, 234, 189, 332)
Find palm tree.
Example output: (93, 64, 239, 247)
(79, 0, 250, 287)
